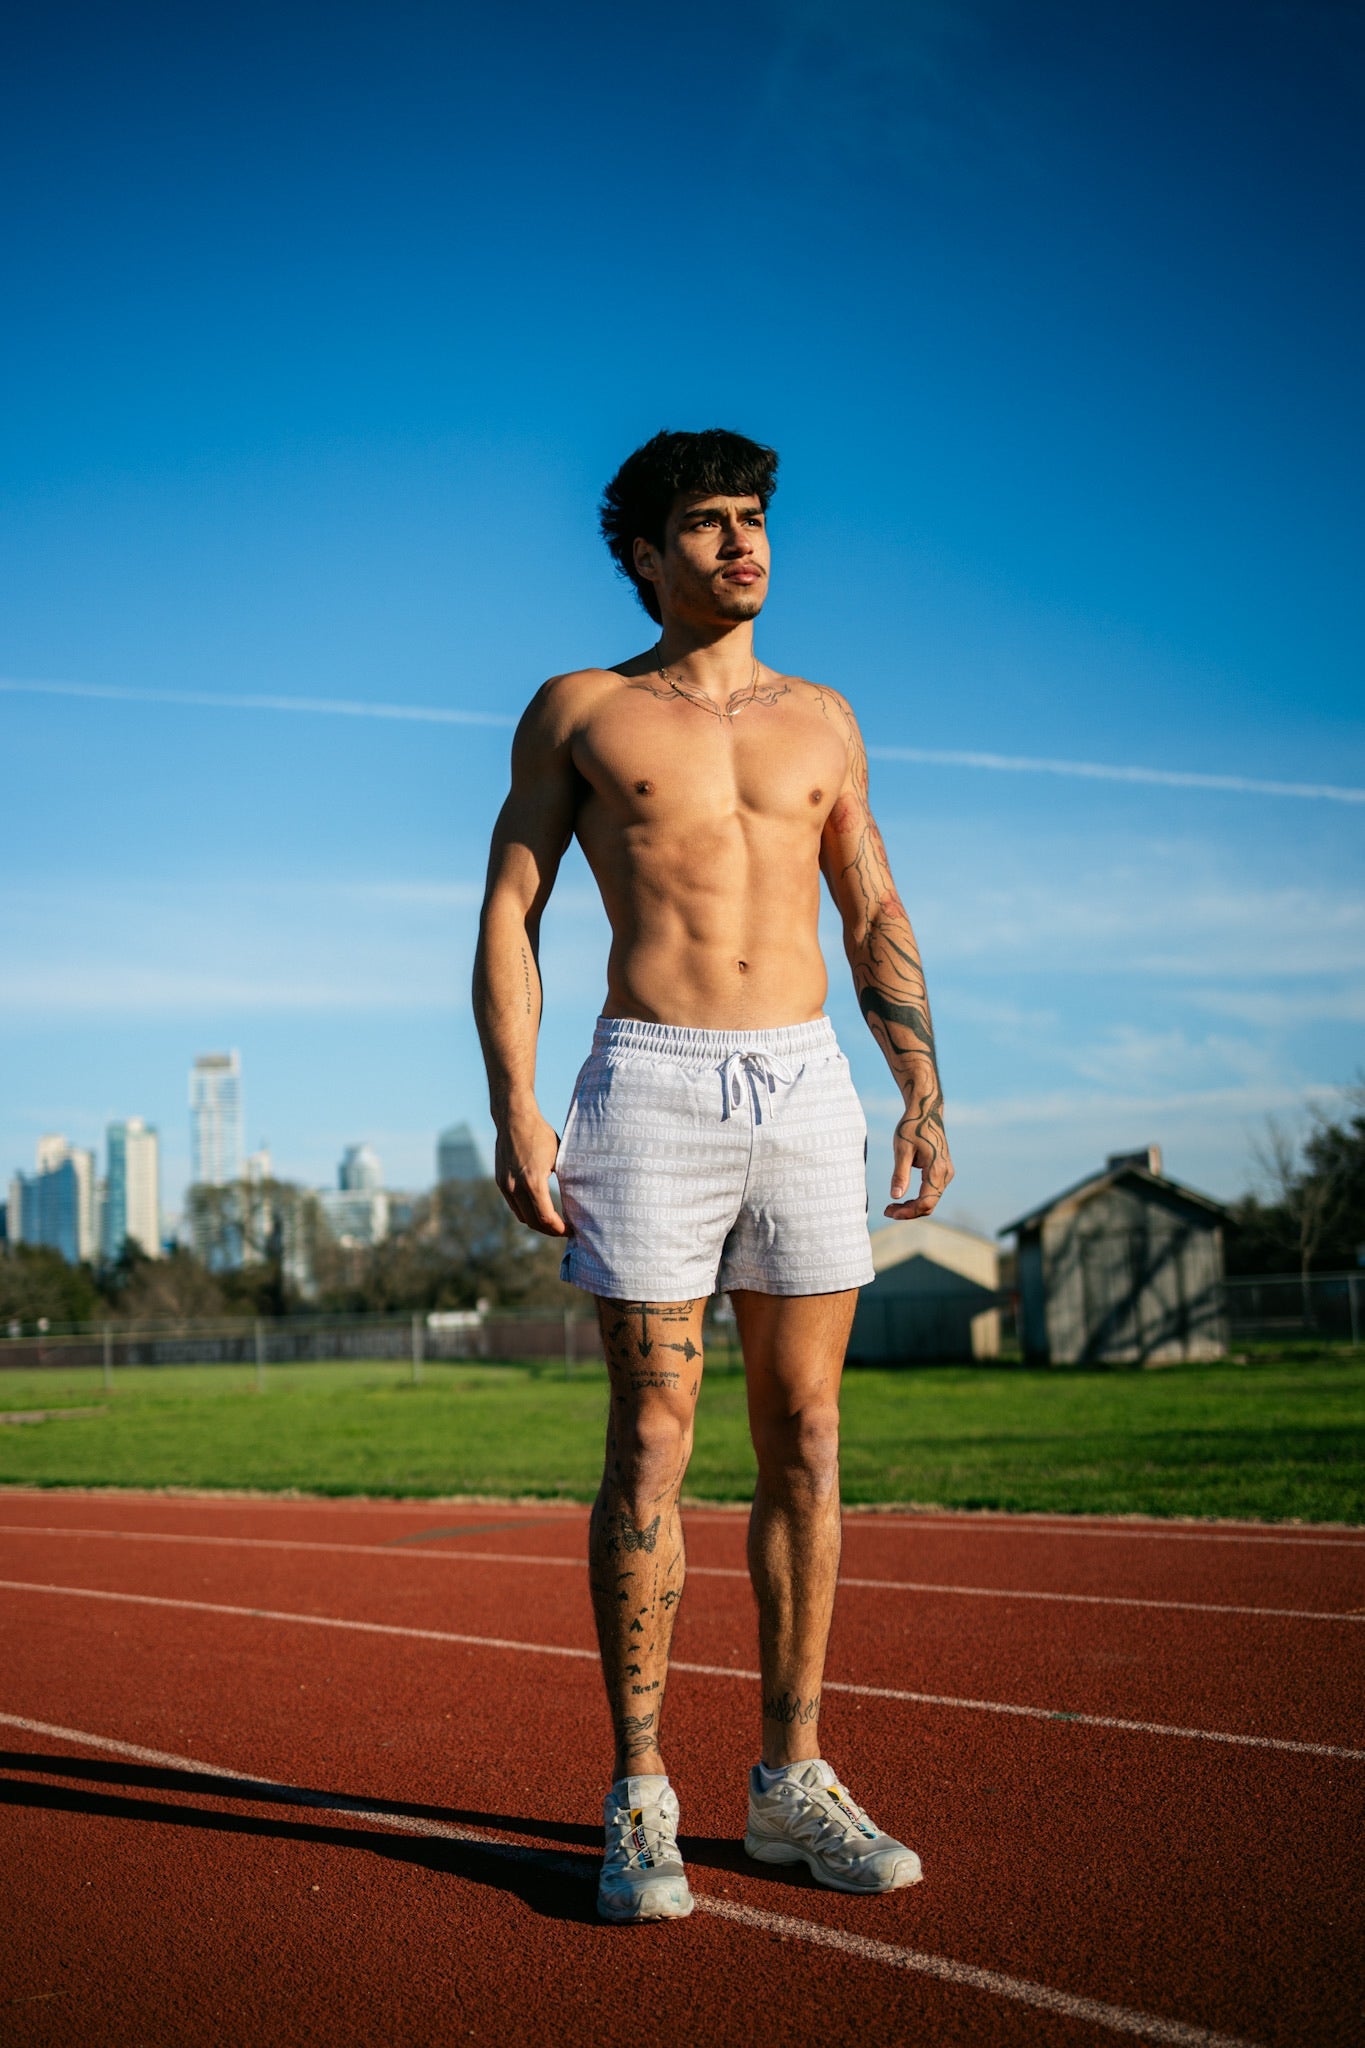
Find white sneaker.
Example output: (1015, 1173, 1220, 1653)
(745, 1760, 923, 1893)
(597, 1777, 694, 1923)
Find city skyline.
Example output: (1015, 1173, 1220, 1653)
(3, 1044, 485, 1266)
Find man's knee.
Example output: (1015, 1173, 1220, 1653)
(752, 1400, 841, 1494)
(607, 1399, 693, 1492)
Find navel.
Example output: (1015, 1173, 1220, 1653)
(737, 960, 749, 973)
(635, 779, 655, 796)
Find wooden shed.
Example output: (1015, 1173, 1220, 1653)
(1000, 1148, 1227, 1365)
(849, 1218, 1001, 1363)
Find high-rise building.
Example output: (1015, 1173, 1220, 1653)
(339, 1142, 382, 1191)
(190, 1052, 243, 1187)
(320, 1142, 388, 1246)
(437, 1122, 485, 1183)
(104, 1117, 161, 1260)
(8, 1136, 97, 1263)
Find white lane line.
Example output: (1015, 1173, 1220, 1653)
(2, 1490, 1360, 1547)
(0, 1523, 1358, 1623)
(0, 1710, 1262, 2048)
(2, 1578, 1361, 1763)
(832, 1519, 1365, 1551)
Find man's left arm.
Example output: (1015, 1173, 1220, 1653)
(819, 694, 953, 1220)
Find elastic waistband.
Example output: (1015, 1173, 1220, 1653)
(591, 1014, 838, 1060)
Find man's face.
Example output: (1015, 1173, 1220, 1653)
(635, 492, 770, 625)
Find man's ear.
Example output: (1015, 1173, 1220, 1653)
(632, 535, 661, 587)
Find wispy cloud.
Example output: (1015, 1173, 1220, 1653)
(1188, 984, 1365, 1029)
(869, 744, 1365, 806)
(6, 675, 1361, 806)
(0, 677, 516, 729)
(866, 1079, 1349, 1131)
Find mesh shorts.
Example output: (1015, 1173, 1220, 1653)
(555, 1015, 874, 1302)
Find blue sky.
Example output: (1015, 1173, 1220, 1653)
(3, 0, 1362, 1234)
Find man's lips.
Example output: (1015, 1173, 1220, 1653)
(720, 566, 764, 582)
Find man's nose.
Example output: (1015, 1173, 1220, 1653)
(719, 521, 754, 555)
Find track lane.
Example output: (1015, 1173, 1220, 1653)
(2, 1525, 1360, 1751)
(3, 1489, 1362, 1612)
(2, 1575, 1359, 2047)
(2, 1522, 1361, 1624)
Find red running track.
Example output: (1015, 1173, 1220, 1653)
(1, 1490, 1362, 2047)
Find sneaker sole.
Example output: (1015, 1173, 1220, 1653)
(597, 1882, 695, 1924)
(744, 1833, 922, 1893)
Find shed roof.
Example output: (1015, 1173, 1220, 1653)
(998, 1163, 1226, 1239)
(868, 1216, 998, 1282)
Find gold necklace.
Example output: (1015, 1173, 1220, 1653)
(655, 649, 761, 721)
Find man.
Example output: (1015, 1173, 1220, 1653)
(474, 428, 952, 1923)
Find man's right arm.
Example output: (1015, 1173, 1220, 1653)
(473, 681, 580, 1237)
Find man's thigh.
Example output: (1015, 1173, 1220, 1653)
(731, 1289, 858, 1421)
(596, 1297, 708, 1414)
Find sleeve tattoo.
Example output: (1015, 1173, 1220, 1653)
(813, 686, 948, 1186)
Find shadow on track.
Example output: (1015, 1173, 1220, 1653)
(0, 1751, 759, 1923)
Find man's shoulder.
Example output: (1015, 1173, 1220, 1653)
(518, 666, 622, 740)
(785, 675, 861, 729)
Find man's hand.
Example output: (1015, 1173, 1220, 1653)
(495, 1110, 568, 1238)
(885, 1081, 953, 1221)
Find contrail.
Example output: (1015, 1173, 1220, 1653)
(867, 744, 1365, 806)
(0, 676, 515, 728)
(4, 676, 1361, 804)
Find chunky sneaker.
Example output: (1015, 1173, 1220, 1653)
(745, 1759, 922, 1893)
(597, 1776, 694, 1923)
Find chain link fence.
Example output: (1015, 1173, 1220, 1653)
(0, 1305, 607, 1380)
(0, 1278, 1358, 1379)
(1222, 1271, 1364, 1346)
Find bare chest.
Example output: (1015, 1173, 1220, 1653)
(572, 687, 847, 829)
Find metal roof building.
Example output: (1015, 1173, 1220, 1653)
(1000, 1147, 1227, 1366)
(849, 1217, 1001, 1363)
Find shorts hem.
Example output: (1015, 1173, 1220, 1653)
(560, 1247, 719, 1302)
(718, 1265, 876, 1297)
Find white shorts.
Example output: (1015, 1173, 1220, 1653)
(556, 1015, 875, 1302)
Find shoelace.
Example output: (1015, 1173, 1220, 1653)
(717, 1049, 796, 1124)
(779, 1779, 879, 1852)
(606, 1799, 679, 1872)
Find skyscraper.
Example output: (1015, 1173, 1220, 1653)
(104, 1117, 161, 1260)
(190, 1052, 243, 1187)
(8, 1136, 97, 1263)
(437, 1122, 485, 1183)
(319, 1142, 388, 1246)
(339, 1142, 382, 1191)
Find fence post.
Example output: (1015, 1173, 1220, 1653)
(254, 1318, 266, 1394)
(1350, 1275, 1361, 1350)
(102, 1324, 113, 1394)
(411, 1313, 423, 1386)
(563, 1305, 574, 1380)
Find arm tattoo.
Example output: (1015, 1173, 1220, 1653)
(808, 682, 949, 1190)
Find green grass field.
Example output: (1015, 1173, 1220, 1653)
(1, 1344, 1362, 1522)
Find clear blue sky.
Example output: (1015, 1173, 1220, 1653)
(3, 0, 1362, 1233)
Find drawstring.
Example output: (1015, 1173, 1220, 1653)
(718, 1049, 796, 1124)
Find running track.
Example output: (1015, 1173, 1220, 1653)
(2, 1491, 1363, 2046)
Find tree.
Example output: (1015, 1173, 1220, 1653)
(106, 1245, 227, 1323)
(1228, 1084, 1365, 1276)
(313, 1179, 567, 1313)
(185, 1177, 330, 1315)
(0, 1244, 101, 1330)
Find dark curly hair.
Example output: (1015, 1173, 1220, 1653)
(599, 428, 779, 623)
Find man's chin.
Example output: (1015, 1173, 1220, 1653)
(712, 588, 766, 621)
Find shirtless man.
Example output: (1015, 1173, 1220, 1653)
(474, 428, 952, 1923)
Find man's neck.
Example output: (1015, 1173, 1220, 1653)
(649, 617, 758, 695)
